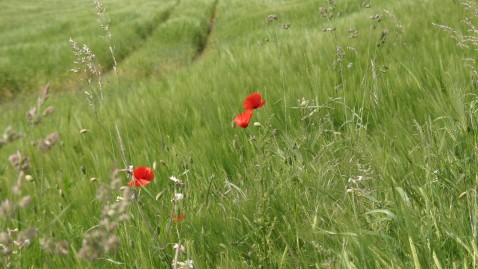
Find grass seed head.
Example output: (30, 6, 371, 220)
(42, 106, 55, 117)
(40, 238, 69, 256)
(0, 200, 14, 219)
(38, 132, 59, 152)
(8, 151, 30, 172)
(17, 196, 31, 208)
(267, 14, 278, 22)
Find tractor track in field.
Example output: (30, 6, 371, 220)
(105, 1, 179, 71)
(106, 0, 217, 77)
(192, 0, 218, 62)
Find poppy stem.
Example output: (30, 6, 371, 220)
(114, 124, 128, 169)
(205, 174, 215, 207)
(135, 200, 166, 251)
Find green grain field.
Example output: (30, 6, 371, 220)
(0, 0, 477, 268)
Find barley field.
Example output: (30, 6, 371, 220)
(0, 0, 477, 268)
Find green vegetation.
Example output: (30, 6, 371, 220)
(0, 0, 477, 267)
(0, 0, 176, 101)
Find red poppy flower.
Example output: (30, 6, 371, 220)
(243, 93, 266, 110)
(234, 110, 253, 128)
(128, 166, 154, 187)
(172, 213, 185, 222)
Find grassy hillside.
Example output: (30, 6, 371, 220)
(0, 0, 477, 268)
(0, 0, 176, 101)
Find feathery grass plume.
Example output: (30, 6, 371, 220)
(17, 195, 31, 208)
(0, 127, 22, 149)
(0, 193, 36, 268)
(0, 227, 37, 269)
(0, 230, 14, 256)
(93, 0, 111, 41)
(37, 132, 59, 152)
(69, 38, 104, 113)
(26, 84, 54, 125)
(0, 200, 14, 219)
(434, 1, 478, 85)
(78, 168, 131, 261)
(39, 238, 69, 256)
(13, 228, 36, 249)
(8, 151, 30, 173)
(7, 150, 30, 195)
(41, 106, 54, 117)
(433, 1, 478, 133)
(319, 0, 349, 93)
(93, 0, 118, 78)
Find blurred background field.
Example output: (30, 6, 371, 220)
(0, 0, 177, 101)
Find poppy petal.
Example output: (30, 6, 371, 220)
(137, 178, 151, 186)
(234, 110, 253, 128)
(243, 93, 265, 110)
(172, 213, 185, 222)
(134, 166, 154, 181)
(128, 178, 151, 187)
